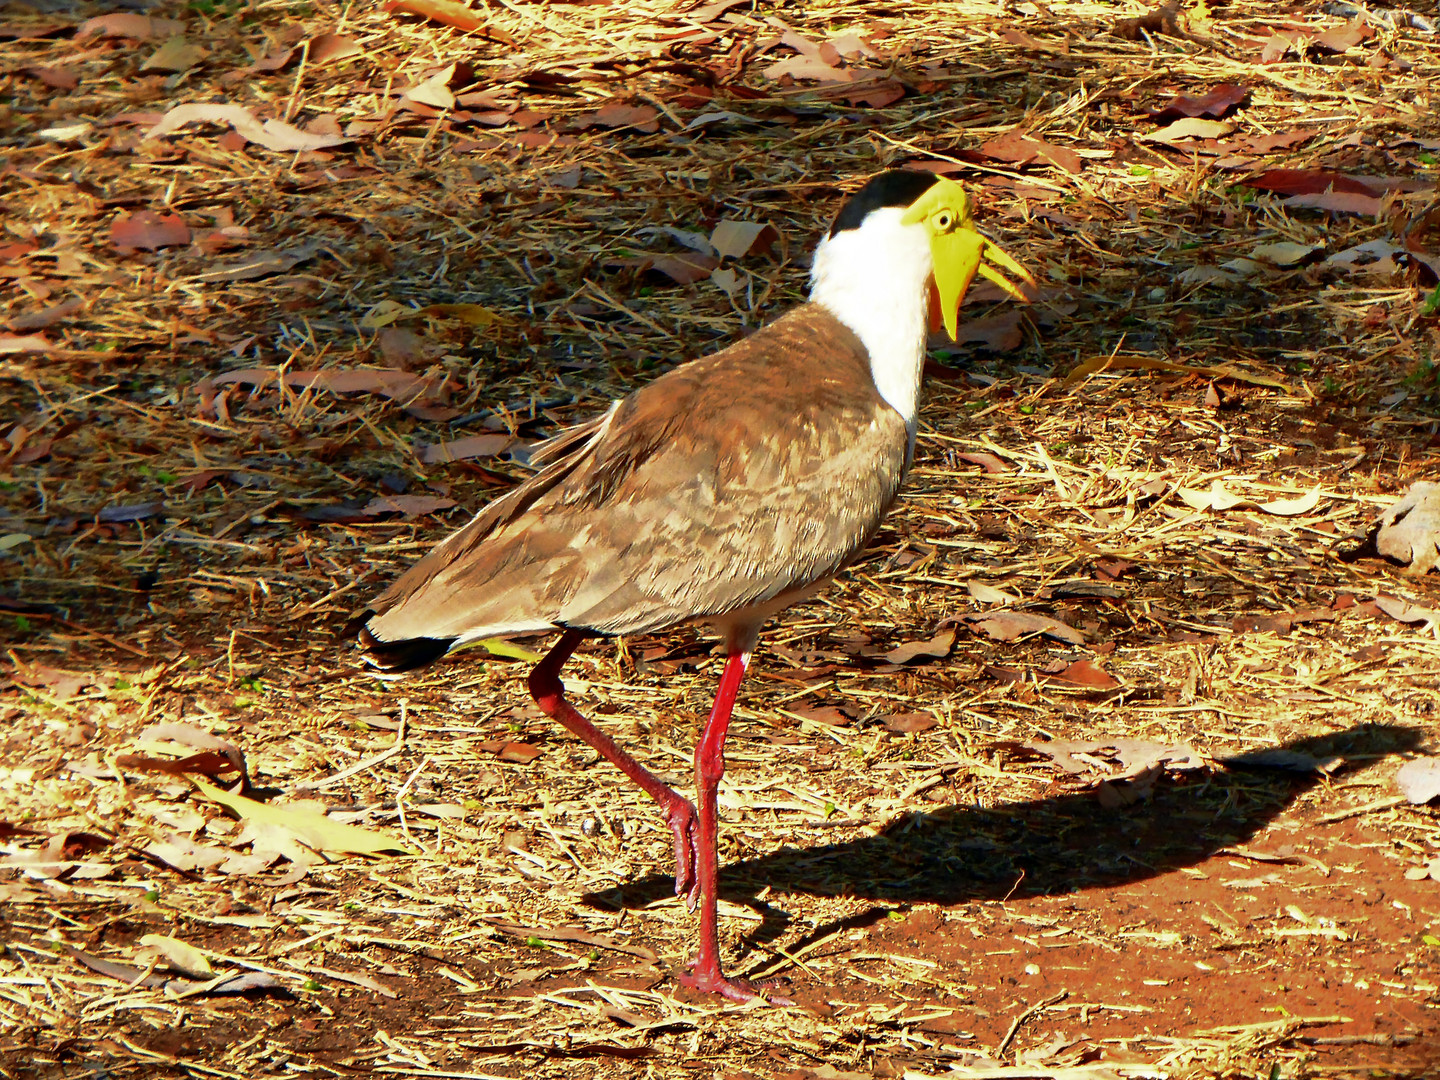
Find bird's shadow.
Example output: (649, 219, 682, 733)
(582, 722, 1422, 951)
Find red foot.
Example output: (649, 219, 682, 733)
(663, 796, 701, 904)
(679, 964, 792, 1005)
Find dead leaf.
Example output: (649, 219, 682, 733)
(1284, 191, 1383, 216)
(792, 705, 853, 727)
(968, 581, 1020, 605)
(116, 750, 244, 781)
(978, 130, 1082, 174)
(1114, 1, 1182, 40)
(192, 776, 413, 855)
(417, 303, 505, 327)
(960, 610, 1085, 645)
(1024, 737, 1203, 778)
(382, 0, 513, 41)
(950, 310, 1024, 351)
(568, 103, 661, 133)
(1374, 595, 1440, 626)
(1063, 354, 1290, 391)
(884, 628, 956, 664)
(650, 253, 719, 285)
(709, 221, 779, 260)
(481, 741, 543, 764)
(1042, 658, 1120, 689)
(1250, 241, 1319, 266)
(8, 297, 83, 332)
(956, 452, 1008, 474)
(1150, 84, 1248, 122)
(308, 32, 361, 65)
(25, 65, 78, 90)
(1396, 758, 1440, 804)
(880, 712, 939, 734)
(1375, 481, 1440, 575)
(1243, 169, 1379, 197)
(138, 934, 213, 977)
(207, 365, 438, 404)
(145, 104, 351, 154)
(360, 495, 456, 517)
(111, 211, 190, 253)
(1143, 118, 1235, 143)
(403, 64, 463, 110)
(76, 13, 184, 40)
(1175, 481, 1322, 516)
(417, 434, 513, 464)
(194, 241, 324, 282)
(141, 36, 207, 73)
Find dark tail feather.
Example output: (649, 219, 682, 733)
(354, 622, 456, 672)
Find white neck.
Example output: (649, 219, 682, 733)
(808, 207, 932, 446)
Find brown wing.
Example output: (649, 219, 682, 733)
(361, 304, 909, 647)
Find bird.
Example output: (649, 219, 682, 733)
(353, 170, 1035, 1004)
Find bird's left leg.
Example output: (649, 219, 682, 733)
(528, 629, 702, 898)
(677, 651, 792, 1005)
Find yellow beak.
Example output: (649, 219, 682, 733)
(899, 178, 1037, 341)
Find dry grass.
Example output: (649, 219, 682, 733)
(3, 0, 1440, 1077)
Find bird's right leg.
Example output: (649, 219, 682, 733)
(528, 629, 700, 898)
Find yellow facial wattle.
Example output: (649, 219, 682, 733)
(900, 178, 1037, 341)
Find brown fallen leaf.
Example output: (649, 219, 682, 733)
(1063, 354, 1290, 391)
(112, 210, 190, 253)
(1114, 1, 1182, 40)
(360, 495, 457, 517)
(308, 32, 361, 64)
(884, 628, 957, 664)
(417, 434, 513, 464)
(999, 27, 1067, 53)
(116, 750, 244, 781)
(478, 741, 543, 764)
(949, 310, 1024, 352)
(567, 103, 661, 133)
(383, 0, 514, 41)
(1242, 169, 1379, 197)
(1149, 83, 1248, 122)
(1023, 737, 1204, 778)
(193, 240, 323, 282)
(791, 705, 853, 727)
(1396, 759, 1440, 805)
(880, 712, 939, 734)
(709, 221, 779, 260)
(25, 65, 78, 90)
(1142, 118, 1234, 143)
(1283, 191, 1382, 216)
(403, 63, 465, 110)
(145, 103, 350, 153)
(960, 610, 1085, 645)
(76, 13, 185, 40)
(8, 297, 82, 332)
(141, 36, 208, 73)
(1374, 595, 1440, 626)
(978, 130, 1081, 174)
(1375, 481, 1440, 575)
(650, 253, 719, 285)
(1041, 658, 1120, 689)
(207, 365, 439, 403)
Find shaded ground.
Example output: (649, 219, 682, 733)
(3, 0, 1440, 1078)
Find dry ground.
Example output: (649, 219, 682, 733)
(3, 0, 1440, 1077)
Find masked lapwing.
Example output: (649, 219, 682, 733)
(354, 171, 1035, 1003)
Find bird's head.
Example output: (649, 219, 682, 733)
(814, 170, 1036, 342)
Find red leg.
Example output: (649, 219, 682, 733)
(529, 630, 700, 898)
(677, 652, 791, 1005)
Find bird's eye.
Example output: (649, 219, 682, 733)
(934, 211, 953, 231)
